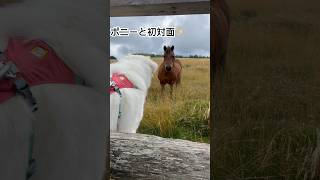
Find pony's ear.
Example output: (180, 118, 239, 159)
(163, 46, 167, 51)
(171, 45, 174, 51)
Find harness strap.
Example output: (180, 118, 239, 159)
(26, 130, 36, 179)
(110, 79, 123, 124)
(14, 79, 38, 112)
(0, 57, 37, 179)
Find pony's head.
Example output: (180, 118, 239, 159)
(163, 45, 175, 72)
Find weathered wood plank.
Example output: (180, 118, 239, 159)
(110, 133, 210, 179)
(110, 0, 210, 17)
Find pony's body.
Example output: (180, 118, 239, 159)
(212, 0, 230, 75)
(158, 46, 182, 93)
(0, 0, 107, 179)
(110, 55, 158, 133)
(158, 61, 182, 85)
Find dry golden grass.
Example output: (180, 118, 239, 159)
(213, 0, 320, 179)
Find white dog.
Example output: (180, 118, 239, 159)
(110, 55, 158, 133)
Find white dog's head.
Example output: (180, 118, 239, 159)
(110, 55, 158, 93)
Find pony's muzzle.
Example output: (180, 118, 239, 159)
(165, 65, 172, 72)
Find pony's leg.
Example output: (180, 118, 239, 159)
(160, 83, 165, 96)
(176, 79, 180, 88)
(176, 71, 182, 88)
(170, 84, 174, 97)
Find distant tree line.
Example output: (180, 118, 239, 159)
(110, 54, 209, 60)
(132, 53, 209, 59)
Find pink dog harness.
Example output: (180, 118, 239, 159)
(0, 37, 76, 105)
(109, 73, 134, 94)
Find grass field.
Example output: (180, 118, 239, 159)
(213, 0, 320, 179)
(136, 57, 211, 143)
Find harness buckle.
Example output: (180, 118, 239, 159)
(5, 61, 18, 78)
(110, 80, 122, 96)
(110, 79, 116, 87)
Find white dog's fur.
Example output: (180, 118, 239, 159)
(110, 55, 158, 133)
(0, 85, 106, 180)
(0, 0, 107, 179)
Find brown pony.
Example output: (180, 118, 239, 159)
(158, 45, 182, 94)
(211, 0, 230, 76)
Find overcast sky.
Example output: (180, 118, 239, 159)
(110, 14, 210, 58)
